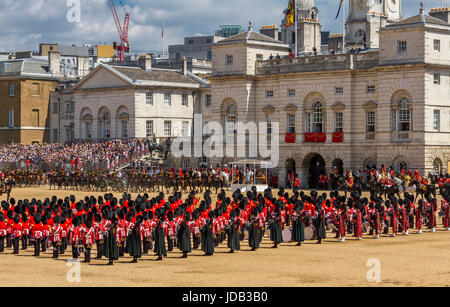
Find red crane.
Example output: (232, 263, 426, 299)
(109, 0, 130, 62)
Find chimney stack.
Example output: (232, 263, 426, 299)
(138, 54, 152, 70)
(182, 56, 188, 75)
(429, 7, 450, 23)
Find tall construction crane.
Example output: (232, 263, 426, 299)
(109, 0, 130, 62)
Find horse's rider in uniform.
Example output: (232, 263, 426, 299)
(346, 172, 354, 189)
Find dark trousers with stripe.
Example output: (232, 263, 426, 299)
(6, 234, 11, 248)
(72, 244, 80, 259)
(13, 237, 20, 254)
(52, 242, 59, 258)
(96, 241, 103, 259)
(41, 237, 47, 251)
(21, 236, 28, 250)
(34, 239, 41, 256)
(84, 246, 91, 263)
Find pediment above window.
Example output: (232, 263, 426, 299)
(263, 104, 276, 115)
(331, 101, 345, 111)
(284, 103, 297, 115)
(363, 101, 377, 110)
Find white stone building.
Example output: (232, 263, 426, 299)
(71, 58, 208, 141)
(200, 5, 450, 188)
(49, 82, 77, 143)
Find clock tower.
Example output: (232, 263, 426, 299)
(384, 0, 402, 21)
(281, 0, 322, 54)
(346, 0, 402, 49)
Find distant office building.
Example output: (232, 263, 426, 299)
(168, 36, 223, 61)
(37, 43, 115, 78)
(215, 25, 244, 38)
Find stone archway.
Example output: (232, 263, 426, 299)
(392, 156, 408, 174)
(80, 107, 93, 139)
(116, 106, 130, 139)
(98, 107, 112, 139)
(302, 153, 326, 189)
(364, 158, 377, 170)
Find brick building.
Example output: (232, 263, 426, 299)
(0, 58, 59, 144)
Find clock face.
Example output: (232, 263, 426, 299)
(387, 0, 398, 13)
(353, 0, 368, 11)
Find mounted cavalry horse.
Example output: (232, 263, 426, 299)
(0, 177, 14, 202)
(410, 178, 437, 202)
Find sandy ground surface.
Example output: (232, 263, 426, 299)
(1, 186, 449, 287)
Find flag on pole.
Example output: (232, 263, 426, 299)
(161, 18, 164, 37)
(284, 0, 295, 28)
(335, 0, 344, 19)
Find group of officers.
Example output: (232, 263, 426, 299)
(0, 184, 449, 264)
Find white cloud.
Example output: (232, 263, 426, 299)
(0, 0, 445, 53)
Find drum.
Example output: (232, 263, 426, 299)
(282, 229, 292, 243)
(304, 227, 314, 240)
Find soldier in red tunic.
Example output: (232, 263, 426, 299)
(0, 213, 6, 252)
(12, 214, 22, 254)
(427, 196, 438, 233)
(372, 203, 382, 239)
(21, 214, 30, 250)
(293, 175, 300, 189)
(31, 215, 43, 256)
(398, 200, 409, 236)
(441, 193, 450, 231)
(70, 216, 82, 259)
(6, 209, 14, 248)
(82, 218, 95, 263)
(166, 211, 176, 251)
(386, 200, 398, 237)
(416, 199, 424, 234)
(353, 202, 364, 240)
(51, 216, 63, 259)
(337, 202, 347, 242)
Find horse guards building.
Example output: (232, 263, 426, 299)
(23, 0, 450, 187)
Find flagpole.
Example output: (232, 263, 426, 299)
(294, 0, 298, 56)
(162, 16, 165, 58)
(342, 0, 346, 53)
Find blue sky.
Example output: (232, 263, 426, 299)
(0, 0, 446, 54)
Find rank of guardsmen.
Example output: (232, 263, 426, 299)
(0, 182, 449, 264)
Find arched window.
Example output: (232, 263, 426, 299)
(226, 105, 236, 124)
(398, 161, 408, 173)
(118, 110, 129, 139)
(83, 115, 92, 139)
(433, 158, 442, 175)
(224, 104, 237, 134)
(81, 108, 93, 140)
(398, 97, 411, 131)
(99, 110, 111, 139)
(312, 101, 323, 133)
(365, 160, 376, 170)
(120, 119, 128, 138)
